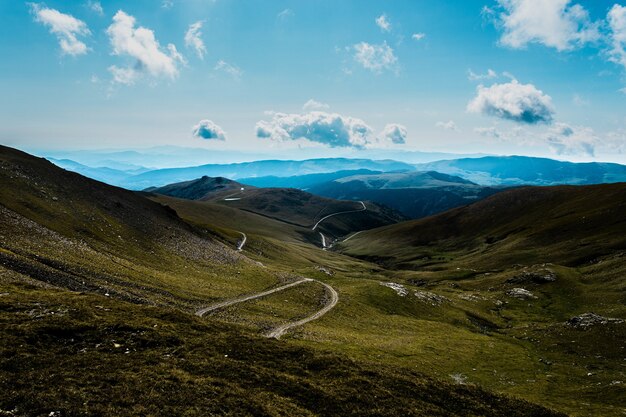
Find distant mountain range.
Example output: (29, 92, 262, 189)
(47, 155, 626, 193)
(416, 156, 626, 186)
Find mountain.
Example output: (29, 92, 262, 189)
(308, 171, 504, 219)
(119, 158, 415, 190)
(239, 169, 383, 189)
(416, 155, 626, 186)
(147, 176, 406, 245)
(338, 183, 626, 269)
(338, 183, 626, 416)
(144, 175, 247, 200)
(48, 158, 148, 186)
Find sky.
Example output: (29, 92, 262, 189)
(1, 0, 626, 163)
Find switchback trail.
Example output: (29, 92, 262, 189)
(311, 201, 366, 231)
(266, 280, 339, 339)
(195, 278, 312, 316)
(195, 278, 339, 338)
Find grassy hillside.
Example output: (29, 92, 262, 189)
(339, 184, 626, 269)
(336, 184, 626, 416)
(149, 176, 405, 243)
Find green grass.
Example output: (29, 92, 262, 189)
(0, 279, 564, 417)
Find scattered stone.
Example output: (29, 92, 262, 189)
(566, 313, 624, 328)
(450, 373, 467, 385)
(458, 293, 485, 302)
(379, 282, 408, 297)
(507, 269, 557, 285)
(315, 265, 334, 276)
(414, 290, 449, 306)
(407, 279, 427, 287)
(506, 288, 537, 300)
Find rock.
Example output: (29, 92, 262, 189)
(506, 288, 537, 300)
(506, 269, 557, 284)
(566, 313, 624, 328)
(407, 279, 427, 287)
(380, 282, 408, 297)
(414, 290, 449, 306)
(315, 265, 334, 276)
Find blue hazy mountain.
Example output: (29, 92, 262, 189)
(416, 156, 626, 186)
(307, 171, 503, 219)
(119, 158, 416, 190)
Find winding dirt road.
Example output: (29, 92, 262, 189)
(236, 232, 247, 251)
(311, 201, 366, 231)
(195, 277, 338, 338)
(195, 278, 312, 316)
(266, 280, 338, 339)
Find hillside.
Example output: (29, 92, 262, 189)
(338, 183, 626, 268)
(308, 171, 503, 218)
(148, 176, 405, 245)
(417, 156, 626, 186)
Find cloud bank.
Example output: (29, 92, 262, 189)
(255, 111, 375, 148)
(495, 0, 600, 51)
(107, 10, 185, 85)
(381, 124, 407, 144)
(192, 120, 226, 140)
(467, 80, 554, 124)
(29, 3, 91, 56)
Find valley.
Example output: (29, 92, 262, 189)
(1, 145, 625, 416)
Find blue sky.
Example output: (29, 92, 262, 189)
(1, 0, 626, 163)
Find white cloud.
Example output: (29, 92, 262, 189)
(545, 122, 597, 156)
(381, 124, 407, 144)
(303, 99, 329, 111)
(468, 68, 497, 81)
(436, 120, 459, 131)
(162, 0, 174, 9)
(214, 60, 242, 79)
(572, 93, 589, 106)
(474, 126, 503, 139)
(29, 3, 91, 56)
(494, 0, 600, 51)
(255, 111, 375, 149)
(412, 33, 426, 41)
(106, 10, 185, 85)
(86, 1, 103, 16)
(192, 120, 227, 140)
(467, 80, 554, 124)
(620, 87, 626, 94)
(608, 4, 626, 70)
(376, 14, 391, 32)
(185, 21, 206, 59)
(277, 9, 294, 20)
(353, 42, 398, 73)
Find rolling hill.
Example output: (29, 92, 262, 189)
(308, 170, 504, 218)
(147, 176, 405, 245)
(416, 156, 626, 186)
(338, 183, 626, 269)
